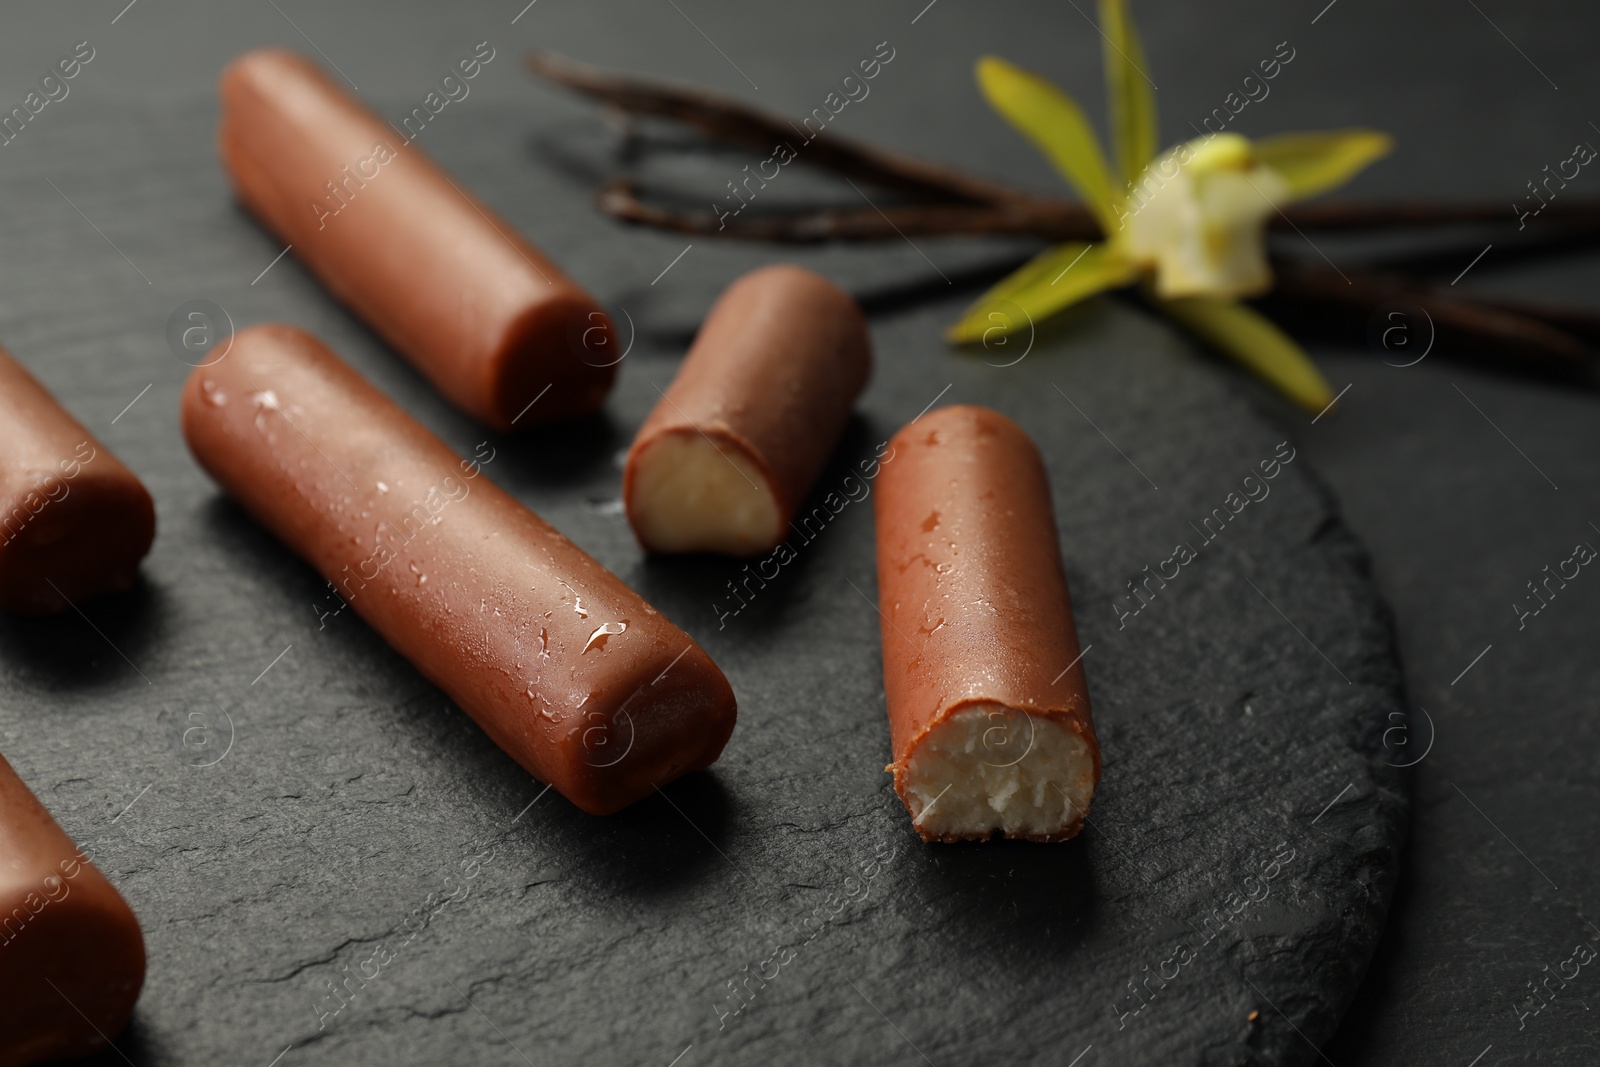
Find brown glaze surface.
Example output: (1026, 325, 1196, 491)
(0, 752, 145, 1067)
(218, 48, 616, 431)
(624, 264, 872, 552)
(0, 347, 155, 614)
(179, 324, 736, 815)
(873, 405, 1099, 822)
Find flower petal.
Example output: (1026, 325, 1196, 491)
(946, 242, 1137, 344)
(1098, 0, 1159, 185)
(975, 56, 1120, 232)
(1252, 129, 1393, 200)
(1159, 296, 1334, 411)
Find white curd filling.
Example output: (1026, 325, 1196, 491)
(629, 432, 783, 555)
(903, 703, 1096, 840)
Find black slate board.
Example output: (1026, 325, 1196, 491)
(0, 62, 1406, 1067)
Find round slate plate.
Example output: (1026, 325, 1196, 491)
(0, 101, 1405, 1067)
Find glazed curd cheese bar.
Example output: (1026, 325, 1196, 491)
(0, 346, 155, 614)
(180, 324, 736, 815)
(0, 752, 145, 1066)
(625, 265, 871, 556)
(873, 405, 1099, 842)
(219, 49, 616, 431)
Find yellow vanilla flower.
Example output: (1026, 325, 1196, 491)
(946, 0, 1392, 411)
(1122, 134, 1290, 299)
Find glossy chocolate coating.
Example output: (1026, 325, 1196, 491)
(872, 406, 1099, 803)
(0, 347, 155, 614)
(0, 752, 145, 1066)
(624, 265, 872, 553)
(180, 325, 736, 814)
(218, 49, 616, 431)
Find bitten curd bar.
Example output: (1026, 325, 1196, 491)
(873, 405, 1098, 842)
(625, 265, 872, 556)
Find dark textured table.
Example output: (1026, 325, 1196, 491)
(0, 2, 1593, 1066)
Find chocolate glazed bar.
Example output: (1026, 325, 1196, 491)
(219, 49, 617, 431)
(625, 265, 872, 555)
(873, 405, 1099, 842)
(180, 324, 736, 814)
(0, 346, 155, 614)
(0, 751, 145, 1065)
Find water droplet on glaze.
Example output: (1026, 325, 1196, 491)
(572, 595, 589, 619)
(527, 686, 560, 721)
(200, 379, 227, 406)
(583, 621, 627, 653)
(376, 481, 389, 494)
(921, 510, 940, 532)
(251, 389, 281, 435)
